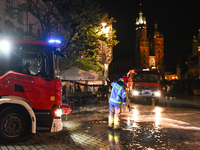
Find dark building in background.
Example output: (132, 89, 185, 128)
(109, 7, 164, 82)
(184, 29, 200, 79)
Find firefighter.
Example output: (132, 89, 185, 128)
(108, 76, 130, 130)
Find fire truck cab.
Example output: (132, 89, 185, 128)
(0, 38, 63, 143)
(127, 69, 161, 104)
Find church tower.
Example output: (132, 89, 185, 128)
(149, 21, 164, 74)
(135, 4, 164, 74)
(135, 4, 149, 69)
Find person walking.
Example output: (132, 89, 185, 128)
(108, 76, 130, 130)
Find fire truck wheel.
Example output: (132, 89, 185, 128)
(0, 106, 31, 143)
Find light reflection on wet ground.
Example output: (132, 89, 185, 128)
(119, 105, 168, 149)
(65, 98, 200, 150)
(131, 96, 200, 109)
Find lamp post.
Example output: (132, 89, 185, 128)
(101, 22, 109, 77)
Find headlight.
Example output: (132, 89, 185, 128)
(0, 40, 10, 53)
(155, 91, 161, 97)
(132, 90, 139, 96)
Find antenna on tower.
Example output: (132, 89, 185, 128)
(140, 3, 142, 13)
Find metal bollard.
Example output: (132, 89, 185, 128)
(152, 99, 155, 106)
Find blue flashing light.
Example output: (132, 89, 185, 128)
(48, 39, 61, 44)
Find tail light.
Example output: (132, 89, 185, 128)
(54, 108, 62, 117)
(51, 105, 62, 118)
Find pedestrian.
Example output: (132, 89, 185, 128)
(108, 76, 130, 130)
(166, 85, 171, 99)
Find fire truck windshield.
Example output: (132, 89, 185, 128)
(0, 42, 57, 80)
(133, 72, 159, 82)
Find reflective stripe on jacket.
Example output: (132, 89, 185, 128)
(109, 82, 126, 106)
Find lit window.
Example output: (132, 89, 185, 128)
(198, 46, 200, 52)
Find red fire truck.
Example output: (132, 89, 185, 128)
(0, 38, 64, 143)
(127, 69, 161, 104)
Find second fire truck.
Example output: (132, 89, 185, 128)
(127, 69, 161, 104)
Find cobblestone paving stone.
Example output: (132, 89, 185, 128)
(1, 104, 200, 150)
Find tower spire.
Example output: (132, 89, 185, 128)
(136, 3, 146, 25)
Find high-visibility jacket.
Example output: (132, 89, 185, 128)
(109, 82, 127, 106)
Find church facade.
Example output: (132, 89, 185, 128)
(135, 10, 164, 74)
(109, 8, 165, 82)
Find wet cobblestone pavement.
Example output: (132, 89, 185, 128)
(1, 101, 200, 150)
(64, 104, 200, 150)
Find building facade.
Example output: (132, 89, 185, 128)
(0, 0, 60, 40)
(0, 0, 37, 38)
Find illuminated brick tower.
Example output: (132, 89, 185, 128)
(135, 5, 164, 74)
(135, 6, 149, 69)
(149, 22, 164, 74)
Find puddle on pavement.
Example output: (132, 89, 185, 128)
(116, 107, 168, 149)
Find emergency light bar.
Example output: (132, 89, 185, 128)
(142, 69, 149, 71)
(48, 39, 61, 44)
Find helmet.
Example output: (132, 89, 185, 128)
(119, 76, 129, 84)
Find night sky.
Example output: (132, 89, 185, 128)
(96, 0, 200, 72)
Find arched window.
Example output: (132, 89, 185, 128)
(158, 42, 161, 46)
(17, 11, 23, 24)
(29, 23, 33, 33)
(158, 49, 160, 53)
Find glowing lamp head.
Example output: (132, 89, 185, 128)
(48, 39, 61, 44)
(0, 40, 10, 53)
